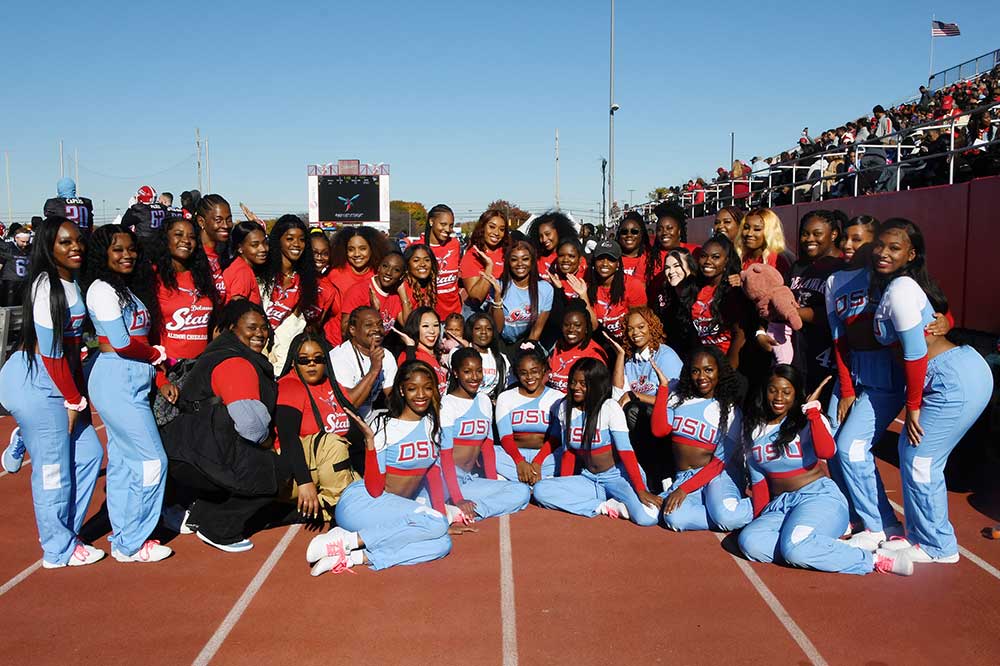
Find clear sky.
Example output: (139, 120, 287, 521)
(3, 1, 998, 225)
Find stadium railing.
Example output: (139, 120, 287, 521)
(929, 49, 1000, 93)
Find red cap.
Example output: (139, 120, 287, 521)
(136, 185, 156, 205)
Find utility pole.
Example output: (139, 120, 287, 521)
(4, 152, 11, 225)
(601, 158, 607, 227)
(59, 140, 64, 178)
(608, 0, 616, 218)
(206, 138, 211, 192)
(196, 128, 202, 192)
(555, 128, 561, 210)
(628, 189, 635, 206)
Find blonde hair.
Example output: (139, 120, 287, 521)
(739, 207, 786, 260)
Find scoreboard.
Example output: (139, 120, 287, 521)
(307, 162, 390, 230)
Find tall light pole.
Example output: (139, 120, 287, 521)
(601, 158, 607, 227)
(608, 0, 617, 222)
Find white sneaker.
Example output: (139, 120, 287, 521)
(196, 531, 253, 553)
(310, 546, 361, 576)
(597, 499, 630, 520)
(898, 544, 960, 564)
(161, 504, 193, 535)
(42, 543, 106, 569)
(112, 540, 173, 563)
(306, 527, 358, 564)
(873, 550, 914, 576)
(878, 536, 914, 552)
(845, 530, 886, 552)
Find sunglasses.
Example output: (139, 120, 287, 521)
(295, 356, 325, 366)
(619, 228, 642, 236)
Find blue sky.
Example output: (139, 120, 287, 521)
(3, 1, 997, 225)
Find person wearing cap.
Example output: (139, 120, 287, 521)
(579, 239, 647, 343)
(0, 224, 31, 306)
(120, 185, 168, 246)
(43, 178, 95, 238)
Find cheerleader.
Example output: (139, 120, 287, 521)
(650, 346, 752, 531)
(0, 218, 104, 567)
(307, 361, 476, 575)
(531, 358, 662, 526)
(481, 240, 553, 357)
(84, 225, 172, 563)
(870, 219, 992, 566)
(436, 347, 530, 519)
(738, 365, 911, 576)
(447, 312, 510, 399)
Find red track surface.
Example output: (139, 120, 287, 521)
(2, 414, 999, 666)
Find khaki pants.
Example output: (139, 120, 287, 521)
(287, 432, 360, 522)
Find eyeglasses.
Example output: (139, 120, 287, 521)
(295, 356, 325, 366)
(619, 228, 641, 236)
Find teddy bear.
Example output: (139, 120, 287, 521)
(740, 263, 801, 364)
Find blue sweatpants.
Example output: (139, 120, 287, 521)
(738, 477, 874, 575)
(335, 480, 451, 571)
(827, 383, 904, 533)
(493, 445, 561, 481)
(532, 465, 659, 526)
(87, 353, 166, 556)
(898, 346, 992, 558)
(0, 352, 103, 565)
(449, 469, 531, 519)
(661, 466, 752, 532)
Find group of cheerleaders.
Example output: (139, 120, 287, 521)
(0, 195, 991, 579)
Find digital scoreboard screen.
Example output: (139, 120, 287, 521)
(317, 175, 381, 223)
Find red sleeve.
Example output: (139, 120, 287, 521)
(276, 377, 307, 410)
(425, 463, 448, 515)
(943, 310, 955, 328)
(833, 337, 855, 399)
(903, 356, 928, 411)
(40, 355, 83, 404)
(480, 437, 498, 479)
(617, 450, 647, 491)
(651, 386, 674, 437)
(678, 457, 724, 494)
(363, 448, 385, 497)
(559, 448, 576, 477)
(806, 408, 836, 459)
(438, 448, 466, 503)
(112, 337, 162, 363)
(751, 479, 770, 517)
(531, 434, 559, 467)
(210, 358, 262, 404)
(459, 249, 486, 279)
(499, 434, 526, 464)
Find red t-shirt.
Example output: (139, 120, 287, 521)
(397, 346, 449, 394)
(156, 270, 213, 361)
(537, 252, 557, 278)
(328, 265, 374, 295)
(222, 258, 261, 305)
(429, 239, 462, 319)
(459, 244, 505, 280)
(204, 244, 227, 301)
(547, 341, 607, 392)
(341, 277, 402, 333)
(594, 280, 647, 339)
(265, 274, 301, 329)
(691, 284, 733, 353)
(742, 252, 792, 281)
(550, 259, 588, 299)
(276, 375, 351, 441)
(621, 253, 648, 282)
(304, 272, 339, 326)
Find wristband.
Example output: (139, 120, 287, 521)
(64, 397, 88, 412)
(755, 329, 768, 338)
(152, 345, 168, 365)
(801, 400, 822, 414)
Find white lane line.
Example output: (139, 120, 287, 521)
(715, 534, 828, 666)
(499, 514, 519, 666)
(192, 524, 301, 666)
(0, 560, 42, 597)
(886, 499, 1000, 581)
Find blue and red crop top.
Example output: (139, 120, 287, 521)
(86, 279, 163, 364)
(535, 398, 646, 492)
(873, 276, 935, 411)
(651, 386, 742, 494)
(494, 386, 562, 463)
(440, 393, 496, 500)
(364, 413, 446, 513)
(31, 274, 87, 404)
(746, 406, 835, 516)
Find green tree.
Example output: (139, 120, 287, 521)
(486, 199, 530, 227)
(647, 186, 671, 202)
(389, 200, 427, 236)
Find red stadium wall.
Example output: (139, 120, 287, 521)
(687, 175, 1000, 334)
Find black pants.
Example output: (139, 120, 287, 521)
(622, 399, 673, 493)
(0, 280, 24, 307)
(169, 460, 277, 544)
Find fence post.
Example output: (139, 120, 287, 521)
(854, 151, 860, 197)
(767, 170, 773, 207)
(949, 116, 956, 185)
(896, 134, 902, 191)
(791, 168, 797, 205)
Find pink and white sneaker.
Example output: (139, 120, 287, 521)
(877, 536, 914, 552)
(892, 544, 960, 565)
(873, 551, 913, 576)
(306, 527, 359, 564)
(42, 542, 106, 569)
(112, 540, 172, 563)
(597, 499, 630, 520)
(310, 541, 360, 576)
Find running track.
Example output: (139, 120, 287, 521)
(1, 414, 999, 665)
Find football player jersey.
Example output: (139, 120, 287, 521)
(44, 197, 95, 235)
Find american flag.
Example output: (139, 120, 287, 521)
(931, 20, 960, 37)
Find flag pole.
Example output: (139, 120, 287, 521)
(928, 15, 935, 84)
